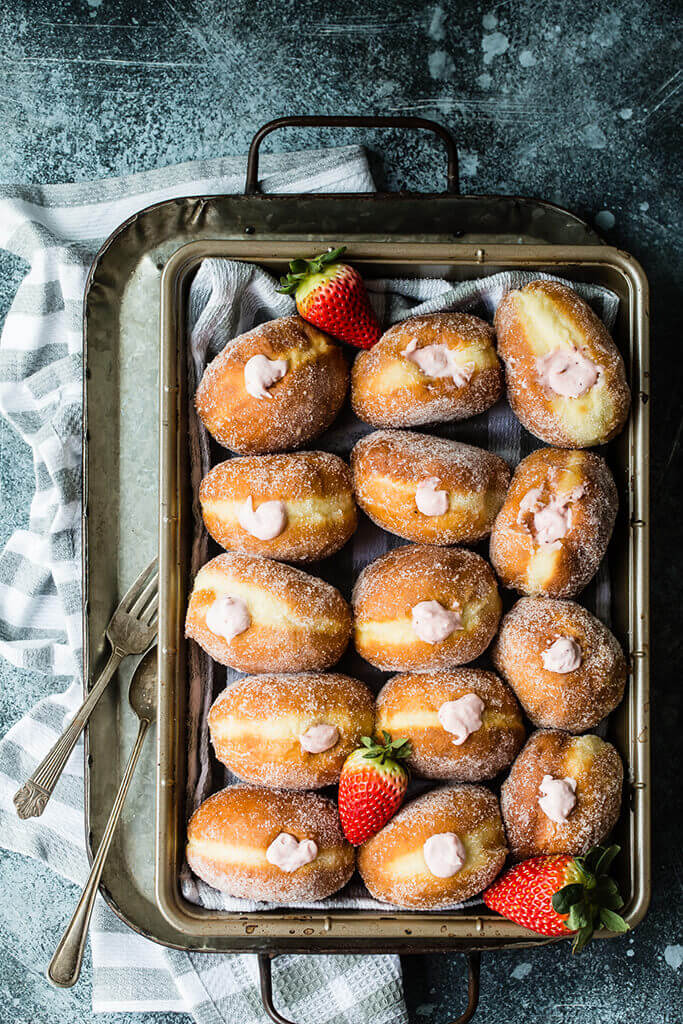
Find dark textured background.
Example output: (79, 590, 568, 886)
(0, 1, 681, 1022)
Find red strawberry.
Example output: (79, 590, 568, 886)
(338, 732, 411, 845)
(277, 246, 381, 349)
(483, 844, 629, 953)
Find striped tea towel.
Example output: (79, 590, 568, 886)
(181, 259, 619, 915)
(0, 146, 410, 1023)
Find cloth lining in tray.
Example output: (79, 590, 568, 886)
(180, 259, 620, 913)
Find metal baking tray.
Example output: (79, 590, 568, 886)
(83, 118, 649, 1018)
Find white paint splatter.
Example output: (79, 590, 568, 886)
(619, 108, 633, 120)
(429, 6, 446, 42)
(519, 49, 537, 68)
(417, 1004, 435, 1017)
(460, 150, 479, 177)
(511, 962, 533, 980)
(375, 80, 397, 98)
(477, 72, 493, 89)
(482, 13, 498, 29)
(626, 949, 635, 957)
(639, 201, 649, 212)
(595, 210, 616, 230)
(581, 123, 607, 149)
(87, 0, 104, 7)
(482, 32, 509, 64)
(664, 945, 683, 970)
(428, 49, 455, 81)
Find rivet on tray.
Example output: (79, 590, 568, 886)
(475, 248, 485, 262)
(631, 650, 646, 659)
(244, 225, 255, 235)
(324, 916, 331, 932)
(630, 519, 646, 527)
(476, 918, 484, 933)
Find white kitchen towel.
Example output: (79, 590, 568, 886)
(182, 260, 619, 915)
(0, 147, 410, 1023)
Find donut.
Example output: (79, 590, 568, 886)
(195, 315, 348, 454)
(492, 598, 628, 733)
(352, 544, 501, 672)
(351, 311, 503, 428)
(489, 447, 617, 598)
(375, 669, 525, 781)
(186, 785, 354, 902)
(494, 280, 630, 447)
(351, 429, 510, 546)
(208, 673, 374, 790)
(199, 451, 357, 563)
(185, 552, 351, 673)
(358, 785, 507, 908)
(500, 730, 623, 861)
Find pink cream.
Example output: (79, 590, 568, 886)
(541, 637, 582, 673)
(423, 832, 466, 878)
(299, 723, 339, 754)
(411, 601, 463, 644)
(536, 348, 599, 398)
(538, 775, 577, 823)
(205, 595, 250, 641)
(415, 477, 449, 516)
(265, 833, 318, 873)
(243, 354, 288, 399)
(402, 338, 474, 387)
(518, 485, 585, 546)
(437, 694, 485, 745)
(237, 496, 288, 540)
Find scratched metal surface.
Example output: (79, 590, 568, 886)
(0, 1, 680, 1022)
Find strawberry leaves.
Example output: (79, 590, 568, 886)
(277, 247, 347, 294)
(359, 731, 412, 764)
(549, 844, 629, 953)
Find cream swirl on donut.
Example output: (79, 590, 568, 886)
(243, 354, 288, 399)
(423, 832, 466, 878)
(299, 723, 339, 754)
(205, 595, 250, 640)
(541, 637, 582, 673)
(415, 476, 449, 516)
(538, 774, 577, 823)
(518, 484, 585, 547)
(536, 347, 599, 398)
(265, 832, 318, 872)
(237, 496, 287, 540)
(411, 600, 463, 644)
(437, 694, 485, 745)
(402, 338, 474, 386)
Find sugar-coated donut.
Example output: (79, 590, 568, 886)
(351, 430, 510, 546)
(195, 315, 348, 454)
(495, 280, 630, 447)
(199, 451, 357, 563)
(489, 447, 617, 598)
(501, 730, 623, 861)
(358, 785, 507, 908)
(352, 544, 501, 671)
(185, 552, 351, 673)
(492, 598, 627, 733)
(187, 785, 354, 902)
(208, 673, 374, 790)
(351, 312, 503, 428)
(375, 669, 525, 781)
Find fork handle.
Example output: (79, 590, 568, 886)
(47, 718, 150, 988)
(13, 649, 124, 819)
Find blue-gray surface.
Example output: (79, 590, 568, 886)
(0, 1, 681, 1022)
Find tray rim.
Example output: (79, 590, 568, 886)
(155, 238, 650, 950)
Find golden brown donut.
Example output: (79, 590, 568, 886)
(351, 312, 503, 428)
(500, 730, 623, 861)
(492, 598, 628, 733)
(208, 673, 374, 789)
(358, 785, 507, 908)
(376, 669, 525, 781)
(186, 786, 354, 902)
(351, 430, 510, 546)
(352, 544, 502, 671)
(185, 552, 351, 673)
(199, 451, 357, 562)
(495, 280, 630, 447)
(489, 447, 617, 598)
(195, 315, 348, 454)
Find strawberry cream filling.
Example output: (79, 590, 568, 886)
(411, 601, 463, 644)
(437, 694, 485, 745)
(244, 354, 288, 399)
(237, 496, 288, 540)
(536, 348, 599, 398)
(266, 833, 318, 873)
(402, 339, 474, 386)
(299, 724, 339, 754)
(423, 832, 466, 878)
(415, 477, 449, 516)
(541, 637, 582, 673)
(205, 595, 250, 641)
(538, 775, 577, 823)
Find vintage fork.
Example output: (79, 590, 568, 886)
(13, 557, 159, 819)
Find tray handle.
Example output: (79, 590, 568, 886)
(257, 951, 480, 1024)
(245, 115, 460, 196)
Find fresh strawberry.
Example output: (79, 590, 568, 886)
(338, 732, 411, 845)
(277, 246, 381, 349)
(483, 844, 629, 953)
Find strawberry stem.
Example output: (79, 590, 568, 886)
(550, 844, 629, 953)
(277, 246, 347, 295)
